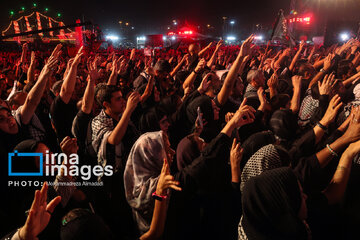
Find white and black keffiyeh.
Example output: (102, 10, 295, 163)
(240, 144, 283, 192)
(298, 89, 319, 127)
(91, 109, 124, 174)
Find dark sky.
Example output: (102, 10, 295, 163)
(1, 0, 360, 36)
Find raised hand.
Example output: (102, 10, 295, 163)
(230, 98, 256, 128)
(299, 40, 306, 51)
(267, 73, 278, 89)
(60, 136, 79, 156)
(320, 94, 343, 126)
(323, 53, 335, 71)
(230, 138, 243, 183)
(318, 73, 336, 96)
(126, 91, 141, 112)
(130, 48, 136, 61)
(19, 182, 62, 240)
(240, 34, 255, 57)
(291, 75, 302, 90)
(194, 58, 206, 73)
(198, 73, 212, 94)
(72, 46, 84, 66)
(342, 107, 360, 143)
(87, 57, 101, 82)
(216, 40, 224, 51)
(43, 44, 62, 74)
(156, 158, 182, 196)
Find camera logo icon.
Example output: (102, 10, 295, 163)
(8, 150, 43, 176)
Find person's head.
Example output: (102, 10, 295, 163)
(298, 62, 316, 80)
(96, 85, 125, 114)
(247, 69, 265, 89)
(270, 94, 291, 111)
(176, 133, 206, 170)
(0, 106, 18, 134)
(241, 167, 308, 239)
(9, 91, 27, 111)
(188, 43, 200, 56)
(269, 109, 298, 143)
(139, 107, 170, 133)
(51, 80, 63, 97)
(337, 60, 356, 80)
(154, 60, 171, 80)
(203, 71, 221, 94)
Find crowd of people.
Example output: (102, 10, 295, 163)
(1, 34, 360, 240)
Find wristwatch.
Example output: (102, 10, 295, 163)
(319, 68, 327, 73)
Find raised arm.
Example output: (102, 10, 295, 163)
(217, 35, 254, 105)
(182, 58, 205, 90)
(60, 46, 83, 104)
(107, 55, 123, 85)
(313, 94, 343, 144)
(140, 159, 181, 240)
(315, 107, 360, 168)
(140, 74, 155, 104)
(290, 75, 302, 113)
(221, 98, 256, 137)
(207, 40, 223, 68)
(81, 58, 100, 114)
(107, 92, 140, 145)
(323, 139, 360, 205)
(27, 51, 36, 83)
(289, 40, 305, 72)
(198, 42, 213, 57)
(170, 54, 188, 77)
(267, 73, 278, 99)
(21, 44, 62, 125)
(308, 53, 334, 89)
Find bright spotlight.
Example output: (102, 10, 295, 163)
(340, 33, 350, 42)
(230, 20, 235, 25)
(226, 36, 236, 41)
(254, 35, 263, 40)
(171, 36, 176, 40)
(163, 36, 167, 41)
(105, 35, 119, 41)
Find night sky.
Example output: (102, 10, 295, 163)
(1, 0, 360, 36)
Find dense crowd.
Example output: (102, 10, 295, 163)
(1, 35, 360, 240)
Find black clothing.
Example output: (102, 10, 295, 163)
(50, 96, 78, 142)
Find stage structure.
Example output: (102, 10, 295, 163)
(1, 11, 76, 42)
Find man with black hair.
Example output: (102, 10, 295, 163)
(91, 85, 140, 238)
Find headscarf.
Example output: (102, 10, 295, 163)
(124, 131, 167, 233)
(239, 167, 310, 240)
(240, 144, 290, 192)
(139, 107, 166, 134)
(186, 95, 219, 142)
(269, 109, 298, 143)
(240, 131, 276, 171)
(176, 134, 201, 170)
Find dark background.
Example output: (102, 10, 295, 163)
(1, 0, 360, 37)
